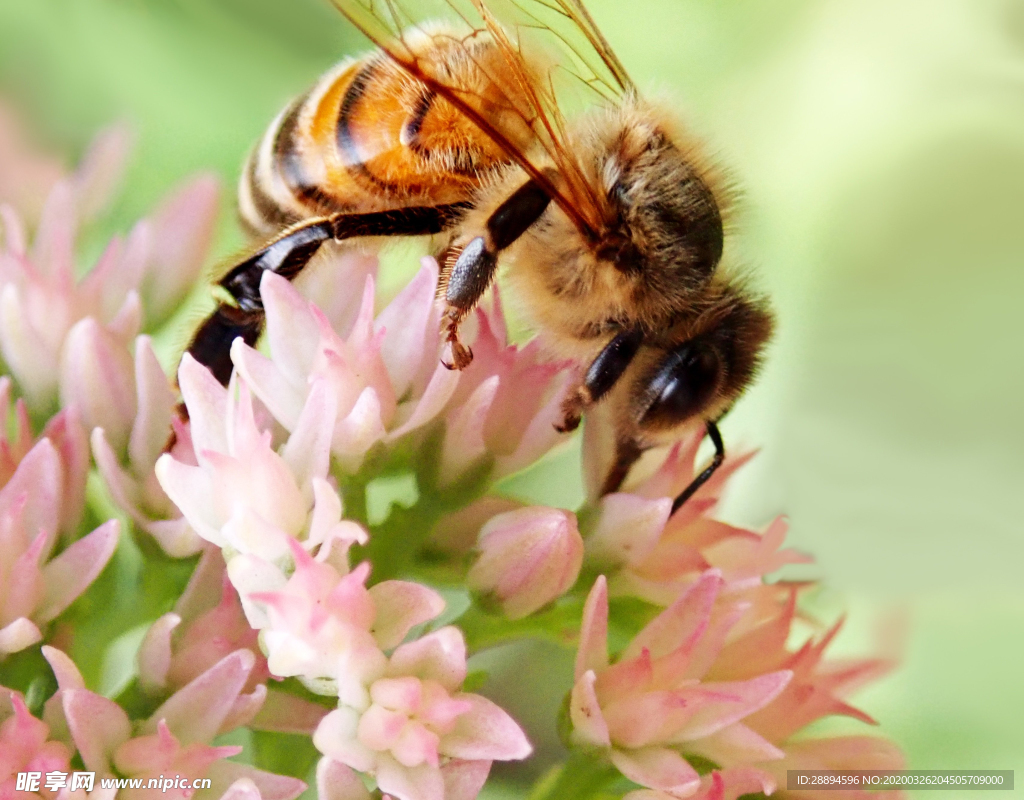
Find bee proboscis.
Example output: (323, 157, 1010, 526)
(187, 0, 774, 508)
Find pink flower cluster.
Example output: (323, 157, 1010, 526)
(1, 646, 305, 800)
(0, 103, 906, 800)
(154, 265, 565, 800)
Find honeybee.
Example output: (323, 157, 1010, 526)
(187, 0, 773, 509)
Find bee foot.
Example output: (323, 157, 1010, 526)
(443, 340, 473, 370)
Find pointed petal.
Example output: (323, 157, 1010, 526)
(316, 758, 372, 800)
(281, 378, 336, 496)
(128, 336, 176, 468)
(586, 494, 672, 570)
(62, 688, 132, 773)
(624, 570, 722, 662)
(38, 519, 119, 622)
(144, 650, 256, 744)
(368, 580, 446, 650)
(569, 670, 610, 748)
(0, 617, 42, 655)
(41, 645, 86, 689)
(137, 613, 181, 693)
(377, 260, 437, 397)
(576, 576, 609, 680)
(388, 627, 466, 692)
(439, 376, 499, 486)
(609, 746, 700, 795)
(441, 693, 531, 761)
(376, 753, 445, 800)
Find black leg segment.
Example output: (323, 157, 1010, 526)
(557, 328, 644, 433)
(188, 203, 466, 386)
(585, 328, 644, 402)
(445, 180, 550, 312)
(671, 420, 725, 513)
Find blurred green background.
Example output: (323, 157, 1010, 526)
(1, 0, 1022, 795)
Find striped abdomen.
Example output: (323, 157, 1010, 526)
(239, 28, 536, 236)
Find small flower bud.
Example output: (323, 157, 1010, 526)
(468, 506, 583, 619)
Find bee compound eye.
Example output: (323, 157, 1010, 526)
(641, 344, 721, 427)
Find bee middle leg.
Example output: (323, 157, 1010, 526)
(441, 179, 551, 368)
(557, 328, 644, 432)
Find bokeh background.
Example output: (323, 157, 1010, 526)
(1, 0, 1022, 796)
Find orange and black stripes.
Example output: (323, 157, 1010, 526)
(238, 30, 538, 239)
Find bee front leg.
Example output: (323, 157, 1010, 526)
(441, 179, 551, 369)
(557, 328, 644, 432)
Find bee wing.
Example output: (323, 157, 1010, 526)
(328, 0, 634, 239)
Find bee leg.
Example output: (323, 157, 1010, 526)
(442, 180, 551, 369)
(671, 420, 724, 513)
(600, 437, 645, 495)
(557, 328, 644, 432)
(189, 203, 466, 385)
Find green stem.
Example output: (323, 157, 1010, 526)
(529, 752, 619, 800)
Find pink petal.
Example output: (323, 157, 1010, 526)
(38, 519, 119, 622)
(492, 369, 572, 478)
(220, 684, 268, 735)
(368, 581, 446, 650)
(439, 375, 499, 486)
(1, 438, 62, 551)
(143, 174, 220, 321)
(440, 694, 531, 761)
(0, 617, 42, 655)
(687, 722, 784, 766)
(387, 361, 459, 441)
(218, 778, 264, 800)
(0, 283, 58, 408)
(41, 645, 86, 690)
(128, 336, 176, 469)
(144, 650, 257, 744)
(587, 494, 672, 569)
(376, 754, 445, 800)
(376, 260, 438, 397)
(280, 379, 336, 496)
(261, 271, 323, 386)
(206, 760, 307, 800)
(440, 759, 491, 800)
(672, 671, 792, 742)
(32, 180, 76, 280)
(623, 570, 722, 662)
(609, 746, 699, 795)
(41, 405, 90, 535)
(250, 688, 329, 735)
(331, 386, 387, 474)
(316, 757, 372, 800)
(569, 670, 610, 748)
(313, 707, 376, 773)
(231, 340, 305, 430)
(136, 613, 181, 693)
(388, 627, 467, 693)
(72, 122, 132, 223)
(154, 455, 223, 544)
(177, 353, 229, 456)
(576, 576, 609, 680)
(62, 688, 132, 773)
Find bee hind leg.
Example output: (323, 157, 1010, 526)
(189, 204, 465, 386)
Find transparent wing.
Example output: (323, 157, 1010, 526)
(328, 0, 634, 238)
